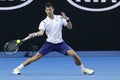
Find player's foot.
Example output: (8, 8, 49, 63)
(12, 68, 21, 75)
(82, 68, 94, 75)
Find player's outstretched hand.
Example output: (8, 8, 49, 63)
(28, 33, 35, 39)
(61, 12, 68, 19)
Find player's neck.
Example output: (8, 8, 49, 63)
(48, 15, 54, 19)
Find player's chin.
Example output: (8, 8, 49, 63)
(47, 13, 53, 17)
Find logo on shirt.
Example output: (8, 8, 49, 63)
(0, 0, 33, 10)
(67, 0, 120, 12)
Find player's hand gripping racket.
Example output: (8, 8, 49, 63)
(4, 36, 30, 55)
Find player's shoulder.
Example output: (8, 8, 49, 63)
(40, 18, 46, 24)
(55, 15, 62, 19)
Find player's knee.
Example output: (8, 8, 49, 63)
(35, 53, 42, 59)
(67, 50, 76, 57)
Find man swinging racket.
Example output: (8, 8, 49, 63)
(13, 3, 94, 75)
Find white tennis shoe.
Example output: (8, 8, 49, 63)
(12, 68, 21, 75)
(82, 68, 94, 75)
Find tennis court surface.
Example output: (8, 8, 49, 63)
(0, 51, 120, 80)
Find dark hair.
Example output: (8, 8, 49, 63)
(45, 3, 54, 8)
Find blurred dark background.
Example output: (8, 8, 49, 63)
(0, 0, 120, 51)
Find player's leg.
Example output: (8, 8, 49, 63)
(67, 50, 82, 65)
(12, 52, 43, 75)
(23, 52, 42, 66)
(57, 42, 94, 75)
(13, 42, 54, 75)
(66, 50, 94, 75)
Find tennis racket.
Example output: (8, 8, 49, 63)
(4, 36, 30, 55)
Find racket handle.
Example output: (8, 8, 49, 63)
(22, 36, 30, 41)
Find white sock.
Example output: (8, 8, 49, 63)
(79, 64, 85, 70)
(17, 64, 24, 70)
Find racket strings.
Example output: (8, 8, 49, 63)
(7, 43, 17, 51)
(4, 37, 29, 55)
(4, 41, 19, 53)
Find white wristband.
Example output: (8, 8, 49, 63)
(66, 17, 70, 22)
(33, 33, 37, 37)
(66, 17, 69, 20)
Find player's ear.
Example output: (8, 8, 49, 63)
(45, 9, 47, 13)
(52, 7, 54, 12)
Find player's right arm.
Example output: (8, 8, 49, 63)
(28, 29, 45, 38)
(29, 20, 46, 39)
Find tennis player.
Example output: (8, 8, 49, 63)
(13, 3, 94, 75)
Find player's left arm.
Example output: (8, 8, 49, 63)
(61, 12, 73, 29)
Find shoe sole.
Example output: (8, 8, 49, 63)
(83, 71, 94, 75)
(13, 73, 21, 75)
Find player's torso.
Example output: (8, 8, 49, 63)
(44, 15, 64, 43)
(44, 15, 63, 33)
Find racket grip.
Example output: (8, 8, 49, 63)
(22, 36, 30, 41)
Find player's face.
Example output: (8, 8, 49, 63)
(45, 7, 54, 17)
